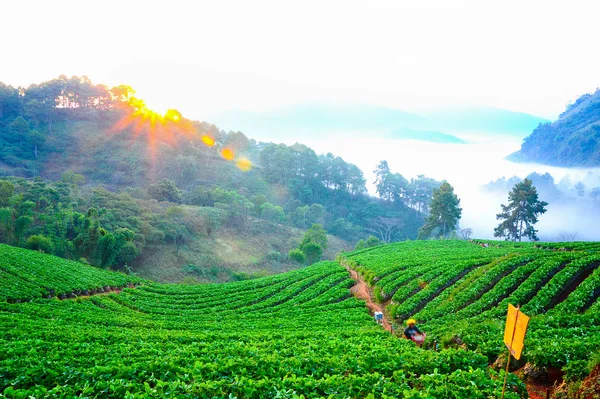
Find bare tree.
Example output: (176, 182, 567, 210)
(556, 231, 580, 242)
(459, 228, 473, 240)
(367, 217, 404, 243)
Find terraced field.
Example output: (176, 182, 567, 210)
(342, 240, 600, 380)
(0, 245, 525, 399)
(4, 240, 600, 398)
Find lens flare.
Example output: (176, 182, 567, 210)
(236, 157, 252, 172)
(221, 148, 235, 161)
(201, 135, 216, 147)
(164, 109, 182, 122)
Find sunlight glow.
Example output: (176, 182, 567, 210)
(109, 91, 252, 173)
(201, 135, 216, 147)
(236, 157, 252, 172)
(221, 148, 235, 161)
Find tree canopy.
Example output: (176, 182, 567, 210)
(494, 178, 548, 242)
(417, 182, 462, 239)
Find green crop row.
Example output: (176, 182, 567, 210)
(0, 258, 526, 398)
(342, 240, 600, 376)
(0, 244, 141, 302)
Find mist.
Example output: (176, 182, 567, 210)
(258, 132, 600, 241)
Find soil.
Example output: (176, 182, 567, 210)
(347, 268, 393, 333)
(60, 285, 136, 301)
(524, 381, 552, 399)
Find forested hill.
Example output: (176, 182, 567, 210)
(0, 76, 440, 282)
(509, 89, 600, 166)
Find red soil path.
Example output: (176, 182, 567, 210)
(347, 268, 393, 333)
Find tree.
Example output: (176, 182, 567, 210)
(148, 179, 181, 203)
(574, 181, 585, 197)
(288, 248, 306, 264)
(354, 239, 367, 251)
(367, 216, 404, 243)
(374, 160, 393, 201)
(0, 181, 15, 207)
(301, 224, 328, 251)
(27, 130, 46, 158)
(366, 235, 382, 247)
(459, 228, 473, 240)
(494, 179, 548, 242)
(418, 182, 462, 239)
(297, 224, 328, 265)
(61, 171, 86, 186)
(407, 175, 440, 214)
(25, 235, 54, 254)
(556, 231, 580, 242)
(301, 241, 323, 265)
(590, 187, 600, 202)
(8, 116, 30, 148)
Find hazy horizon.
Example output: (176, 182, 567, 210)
(3, 0, 600, 121)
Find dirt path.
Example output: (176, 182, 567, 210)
(347, 269, 394, 333)
(59, 284, 137, 301)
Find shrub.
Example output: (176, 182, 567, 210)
(288, 248, 306, 264)
(25, 235, 54, 254)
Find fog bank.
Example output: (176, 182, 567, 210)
(266, 132, 600, 241)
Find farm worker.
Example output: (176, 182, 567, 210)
(404, 319, 426, 347)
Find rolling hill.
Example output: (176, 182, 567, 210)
(0, 245, 523, 398)
(3, 241, 600, 397)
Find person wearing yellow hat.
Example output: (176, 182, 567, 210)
(404, 318, 426, 347)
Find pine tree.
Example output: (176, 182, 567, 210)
(418, 182, 462, 239)
(494, 179, 548, 242)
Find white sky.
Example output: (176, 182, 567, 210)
(2, 0, 600, 120)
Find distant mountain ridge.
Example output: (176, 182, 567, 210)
(208, 103, 548, 143)
(509, 89, 600, 167)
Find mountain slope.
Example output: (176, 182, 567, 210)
(509, 89, 600, 166)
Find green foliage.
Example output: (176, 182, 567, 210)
(148, 179, 182, 203)
(418, 182, 462, 239)
(301, 224, 328, 250)
(301, 241, 323, 265)
(342, 240, 600, 378)
(494, 179, 548, 242)
(510, 89, 600, 166)
(0, 181, 14, 207)
(24, 235, 54, 254)
(60, 171, 85, 185)
(366, 235, 382, 247)
(0, 243, 141, 302)
(0, 260, 525, 398)
(288, 248, 306, 264)
(354, 239, 367, 251)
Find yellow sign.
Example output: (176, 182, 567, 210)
(503, 304, 530, 360)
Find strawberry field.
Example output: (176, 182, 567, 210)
(343, 240, 600, 381)
(0, 245, 526, 398)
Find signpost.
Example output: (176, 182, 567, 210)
(501, 304, 530, 399)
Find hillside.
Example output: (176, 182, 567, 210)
(4, 241, 600, 396)
(0, 244, 141, 302)
(509, 89, 600, 166)
(342, 240, 600, 383)
(0, 76, 432, 281)
(1, 247, 525, 398)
